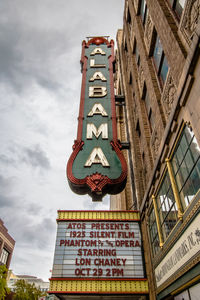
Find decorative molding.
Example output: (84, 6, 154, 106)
(144, 13, 155, 55)
(49, 278, 149, 294)
(57, 210, 141, 221)
(151, 126, 161, 159)
(156, 253, 200, 294)
(87, 37, 110, 46)
(138, 65, 145, 97)
(161, 72, 177, 118)
(86, 173, 109, 193)
(134, 0, 141, 15)
(180, 0, 200, 45)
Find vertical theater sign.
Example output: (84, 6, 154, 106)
(67, 36, 127, 201)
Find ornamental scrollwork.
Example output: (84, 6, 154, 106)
(134, 0, 140, 14)
(151, 127, 161, 159)
(138, 65, 145, 97)
(161, 72, 177, 118)
(144, 13, 154, 54)
(180, 0, 200, 45)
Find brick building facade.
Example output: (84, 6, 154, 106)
(111, 0, 200, 299)
(0, 219, 15, 269)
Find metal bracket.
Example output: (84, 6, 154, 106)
(121, 142, 130, 149)
(115, 95, 125, 106)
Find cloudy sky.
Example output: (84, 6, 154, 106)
(0, 0, 124, 281)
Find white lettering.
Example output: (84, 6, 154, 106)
(87, 104, 108, 117)
(90, 47, 106, 56)
(86, 123, 108, 139)
(89, 71, 107, 82)
(89, 86, 107, 98)
(90, 59, 106, 68)
(85, 147, 110, 167)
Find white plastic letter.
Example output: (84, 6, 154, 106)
(89, 71, 107, 82)
(84, 147, 110, 167)
(87, 104, 108, 117)
(89, 86, 107, 98)
(86, 123, 108, 139)
(90, 48, 106, 56)
(90, 59, 106, 68)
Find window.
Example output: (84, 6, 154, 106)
(172, 125, 200, 210)
(0, 248, 9, 265)
(168, 0, 186, 19)
(136, 120, 141, 137)
(153, 35, 169, 84)
(140, 0, 148, 25)
(143, 86, 154, 130)
(127, 7, 131, 24)
(149, 207, 160, 256)
(156, 171, 178, 240)
(134, 42, 140, 66)
(148, 124, 200, 254)
(129, 72, 132, 84)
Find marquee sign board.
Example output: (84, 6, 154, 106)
(67, 37, 127, 201)
(49, 211, 148, 295)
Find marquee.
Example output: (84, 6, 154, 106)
(49, 210, 148, 295)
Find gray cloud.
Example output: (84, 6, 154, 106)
(23, 144, 50, 169)
(0, 0, 123, 281)
(0, 143, 50, 170)
(0, 154, 16, 165)
(18, 217, 55, 249)
(0, 194, 16, 209)
(83, 195, 110, 210)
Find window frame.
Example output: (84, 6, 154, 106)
(167, 0, 186, 20)
(148, 205, 160, 256)
(142, 84, 154, 131)
(134, 41, 140, 66)
(0, 248, 9, 266)
(171, 124, 200, 210)
(148, 123, 200, 255)
(152, 34, 169, 86)
(140, 0, 148, 26)
(155, 169, 178, 241)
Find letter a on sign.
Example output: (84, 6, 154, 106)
(85, 148, 109, 167)
(87, 104, 108, 117)
(90, 47, 106, 55)
(89, 72, 107, 82)
(67, 37, 127, 201)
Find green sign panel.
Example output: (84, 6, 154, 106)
(67, 37, 127, 201)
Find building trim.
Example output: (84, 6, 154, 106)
(49, 278, 149, 294)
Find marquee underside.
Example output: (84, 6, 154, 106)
(53, 295, 148, 300)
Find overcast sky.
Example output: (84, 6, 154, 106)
(0, 0, 124, 282)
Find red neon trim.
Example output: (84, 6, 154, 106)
(77, 40, 87, 141)
(56, 219, 140, 222)
(49, 277, 147, 281)
(109, 40, 117, 142)
(57, 210, 140, 213)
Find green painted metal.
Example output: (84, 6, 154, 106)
(157, 263, 200, 299)
(72, 44, 122, 179)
